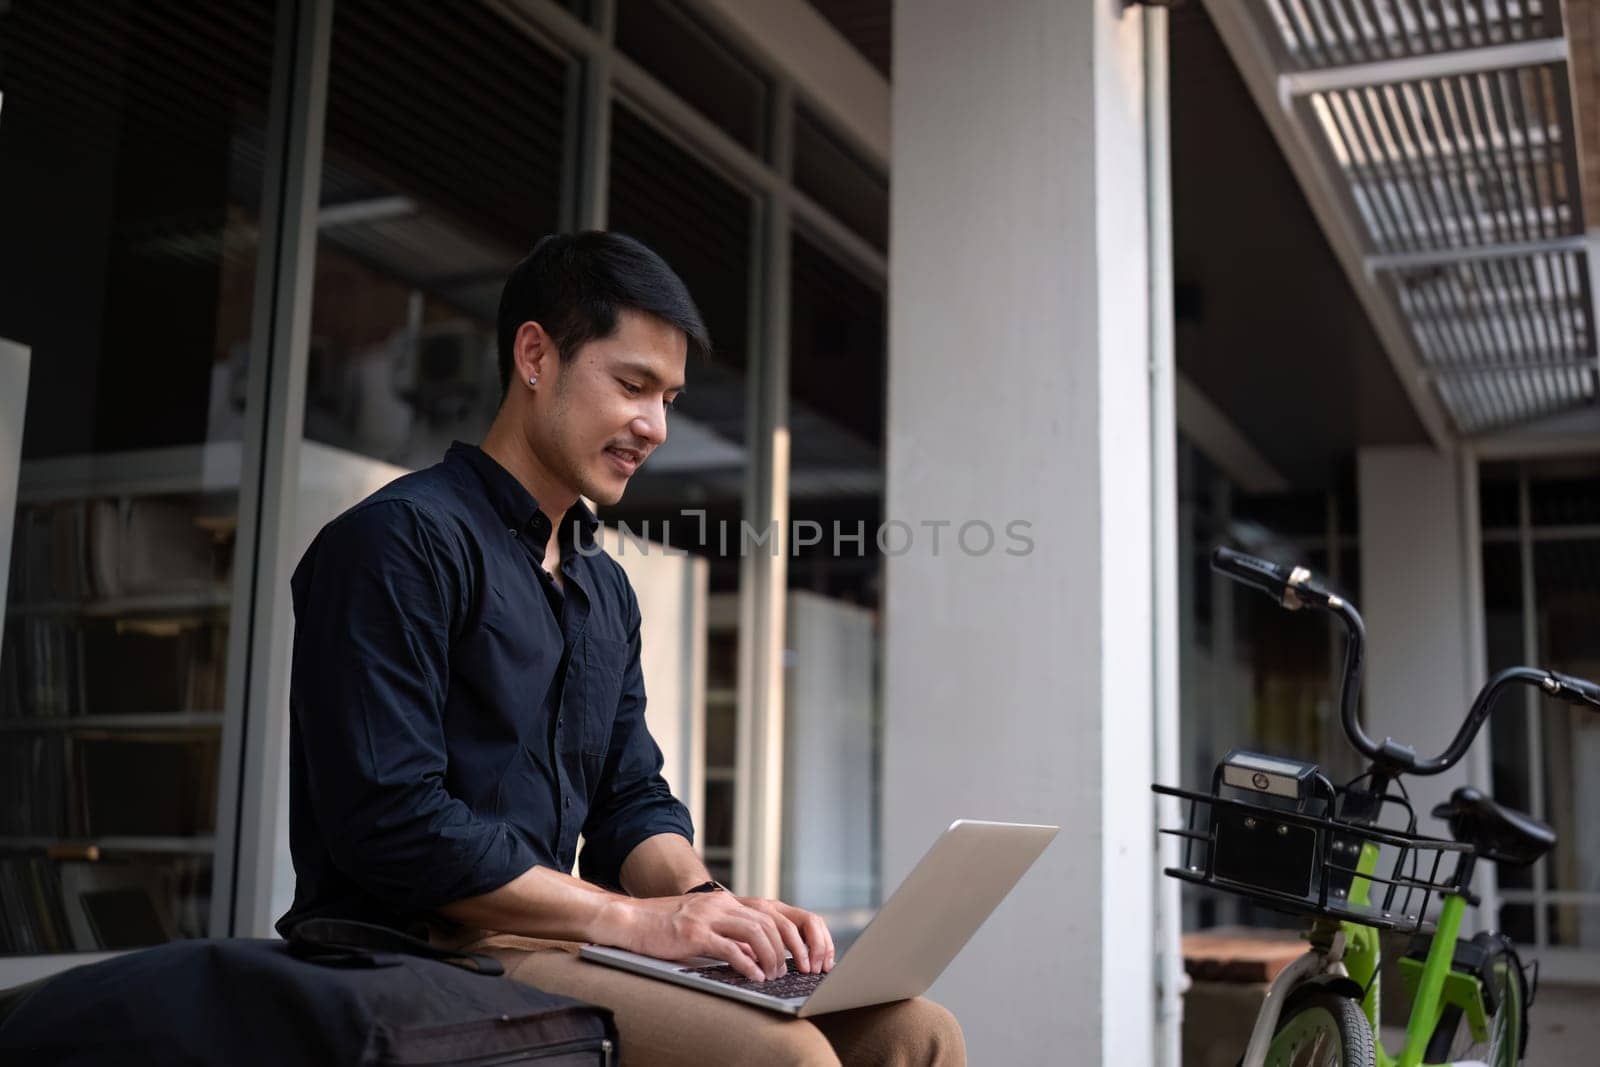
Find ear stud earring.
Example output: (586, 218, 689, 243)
(528, 375, 538, 387)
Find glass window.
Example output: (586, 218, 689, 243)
(306, 0, 570, 467)
(615, 0, 768, 157)
(1479, 461, 1521, 529)
(1176, 438, 1362, 930)
(0, 0, 278, 955)
(1532, 536, 1600, 949)
(1529, 461, 1600, 526)
(781, 231, 886, 916)
(792, 104, 889, 253)
(1482, 458, 1600, 952)
(604, 101, 756, 885)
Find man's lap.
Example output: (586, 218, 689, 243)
(455, 933, 964, 1067)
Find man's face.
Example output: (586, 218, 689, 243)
(528, 308, 687, 507)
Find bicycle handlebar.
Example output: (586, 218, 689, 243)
(1209, 546, 1600, 777)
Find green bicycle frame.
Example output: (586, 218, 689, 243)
(1332, 842, 1487, 1067)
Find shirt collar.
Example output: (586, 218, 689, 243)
(448, 441, 600, 550)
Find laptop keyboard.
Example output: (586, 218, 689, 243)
(682, 959, 827, 999)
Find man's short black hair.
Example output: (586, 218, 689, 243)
(496, 231, 710, 395)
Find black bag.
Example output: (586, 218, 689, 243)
(0, 920, 617, 1065)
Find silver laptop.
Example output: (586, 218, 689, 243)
(579, 819, 1058, 1017)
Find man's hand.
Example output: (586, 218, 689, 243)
(593, 892, 834, 983)
(735, 896, 835, 976)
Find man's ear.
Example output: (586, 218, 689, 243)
(514, 321, 556, 385)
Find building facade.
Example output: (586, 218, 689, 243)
(2, 1, 1597, 1063)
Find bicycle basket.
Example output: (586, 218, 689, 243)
(1152, 780, 1474, 936)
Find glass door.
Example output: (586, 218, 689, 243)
(0, 0, 278, 967)
(1482, 460, 1600, 981)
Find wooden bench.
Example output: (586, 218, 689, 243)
(1180, 927, 1307, 1067)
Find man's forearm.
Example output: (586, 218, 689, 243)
(434, 863, 624, 942)
(618, 832, 711, 897)
(434, 833, 705, 938)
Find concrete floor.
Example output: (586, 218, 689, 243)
(1382, 982, 1599, 1066)
(1521, 983, 1600, 1064)
(1185, 980, 1599, 1064)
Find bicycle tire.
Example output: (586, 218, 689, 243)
(1263, 989, 1376, 1067)
(1431, 934, 1527, 1066)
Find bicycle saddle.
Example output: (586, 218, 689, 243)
(1431, 786, 1555, 867)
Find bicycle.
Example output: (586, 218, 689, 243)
(1154, 546, 1600, 1067)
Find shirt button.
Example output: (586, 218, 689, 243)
(564, 796, 572, 810)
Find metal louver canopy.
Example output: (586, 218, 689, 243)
(1228, 0, 1599, 437)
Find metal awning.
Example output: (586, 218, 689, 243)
(1206, 0, 1598, 439)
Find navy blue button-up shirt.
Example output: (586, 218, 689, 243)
(277, 442, 693, 936)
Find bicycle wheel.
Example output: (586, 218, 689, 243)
(1435, 935, 1527, 1066)
(1264, 989, 1376, 1067)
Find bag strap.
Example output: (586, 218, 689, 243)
(287, 917, 505, 976)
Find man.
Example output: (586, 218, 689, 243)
(280, 232, 964, 1065)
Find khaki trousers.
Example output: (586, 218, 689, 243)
(454, 933, 966, 1067)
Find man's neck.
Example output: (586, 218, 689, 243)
(480, 416, 580, 536)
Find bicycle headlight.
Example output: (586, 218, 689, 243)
(1220, 749, 1320, 805)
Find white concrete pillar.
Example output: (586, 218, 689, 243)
(1357, 447, 1481, 859)
(885, 1, 1157, 1060)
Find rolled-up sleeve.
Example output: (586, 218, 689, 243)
(578, 594, 695, 889)
(289, 499, 538, 913)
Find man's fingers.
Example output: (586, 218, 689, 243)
(799, 913, 832, 973)
(719, 913, 781, 979)
(707, 934, 764, 982)
(748, 911, 788, 979)
(769, 910, 811, 973)
(733, 908, 786, 980)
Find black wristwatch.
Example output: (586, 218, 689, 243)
(684, 880, 728, 895)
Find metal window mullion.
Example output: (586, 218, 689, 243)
(1516, 469, 1550, 948)
(573, 0, 614, 230)
(733, 81, 793, 901)
(215, 0, 331, 939)
(491, 0, 884, 283)
(1459, 448, 1499, 933)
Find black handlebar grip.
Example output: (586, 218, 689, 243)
(1550, 671, 1600, 710)
(1211, 546, 1295, 603)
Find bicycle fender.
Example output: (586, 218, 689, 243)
(1288, 972, 1365, 1004)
